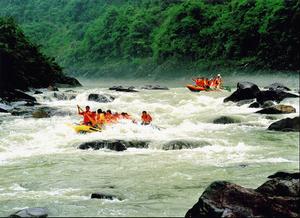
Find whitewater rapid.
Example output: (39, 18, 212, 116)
(0, 82, 299, 216)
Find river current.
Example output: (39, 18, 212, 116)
(0, 76, 299, 217)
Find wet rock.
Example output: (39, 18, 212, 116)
(141, 85, 169, 90)
(256, 172, 300, 197)
(264, 83, 291, 91)
(0, 89, 37, 104)
(256, 105, 296, 114)
(224, 82, 260, 102)
(53, 92, 67, 100)
(236, 99, 255, 106)
(256, 90, 299, 104)
(185, 172, 300, 218)
(109, 86, 138, 92)
(11, 106, 71, 118)
(91, 192, 121, 200)
(249, 102, 260, 108)
(261, 100, 275, 108)
(122, 140, 149, 149)
(47, 85, 59, 91)
(213, 116, 240, 124)
(88, 94, 115, 103)
(10, 207, 48, 218)
(78, 140, 127, 151)
(0, 107, 8, 113)
(32, 108, 50, 118)
(268, 116, 300, 132)
(34, 90, 43, 94)
(162, 140, 204, 150)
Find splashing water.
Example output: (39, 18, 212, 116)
(0, 80, 299, 216)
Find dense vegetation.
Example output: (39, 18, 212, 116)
(0, 17, 80, 90)
(0, 0, 299, 78)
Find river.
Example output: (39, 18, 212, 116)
(0, 75, 299, 217)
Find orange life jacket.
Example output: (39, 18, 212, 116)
(141, 114, 152, 123)
(79, 111, 94, 124)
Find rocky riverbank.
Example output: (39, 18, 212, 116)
(185, 171, 300, 218)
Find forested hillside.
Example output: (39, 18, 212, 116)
(0, 0, 299, 78)
(0, 17, 80, 90)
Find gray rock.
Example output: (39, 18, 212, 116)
(91, 192, 121, 200)
(256, 172, 300, 197)
(34, 90, 43, 94)
(0, 89, 37, 104)
(0, 107, 8, 113)
(236, 99, 255, 106)
(261, 100, 275, 108)
(109, 86, 138, 92)
(32, 108, 50, 118)
(78, 140, 127, 151)
(268, 116, 300, 132)
(249, 102, 260, 108)
(256, 105, 296, 114)
(256, 90, 299, 104)
(10, 207, 48, 218)
(185, 172, 300, 218)
(47, 86, 59, 91)
(213, 116, 240, 124)
(224, 82, 260, 103)
(264, 83, 291, 91)
(88, 94, 115, 103)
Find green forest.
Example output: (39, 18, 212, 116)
(0, 0, 299, 78)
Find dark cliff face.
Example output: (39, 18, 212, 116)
(0, 17, 80, 91)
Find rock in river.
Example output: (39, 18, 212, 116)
(9, 207, 48, 218)
(78, 140, 127, 151)
(264, 82, 291, 91)
(109, 86, 138, 92)
(224, 82, 260, 103)
(256, 90, 299, 104)
(185, 171, 300, 218)
(213, 116, 240, 124)
(88, 94, 115, 103)
(0, 89, 37, 104)
(268, 116, 300, 132)
(91, 192, 121, 200)
(256, 105, 296, 114)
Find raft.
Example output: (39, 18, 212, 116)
(186, 84, 213, 92)
(72, 124, 102, 133)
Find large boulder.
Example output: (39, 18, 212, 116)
(256, 90, 299, 104)
(0, 89, 37, 104)
(78, 140, 127, 151)
(109, 86, 138, 92)
(88, 94, 115, 103)
(9, 207, 48, 218)
(256, 105, 296, 114)
(264, 83, 291, 91)
(213, 116, 240, 124)
(224, 82, 260, 103)
(162, 140, 210, 150)
(268, 116, 300, 131)
(256, 172, 300, 197)
(185, 172, 300, 218)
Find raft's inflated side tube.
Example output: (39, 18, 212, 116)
(73, 125, 102, 133)
(186, 84, 207, 92)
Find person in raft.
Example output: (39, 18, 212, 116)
(95, 109, 106, 127)
(77, 105, 95, 126)
(141, 111, 152, 125)
(214, 74, 223, 89)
